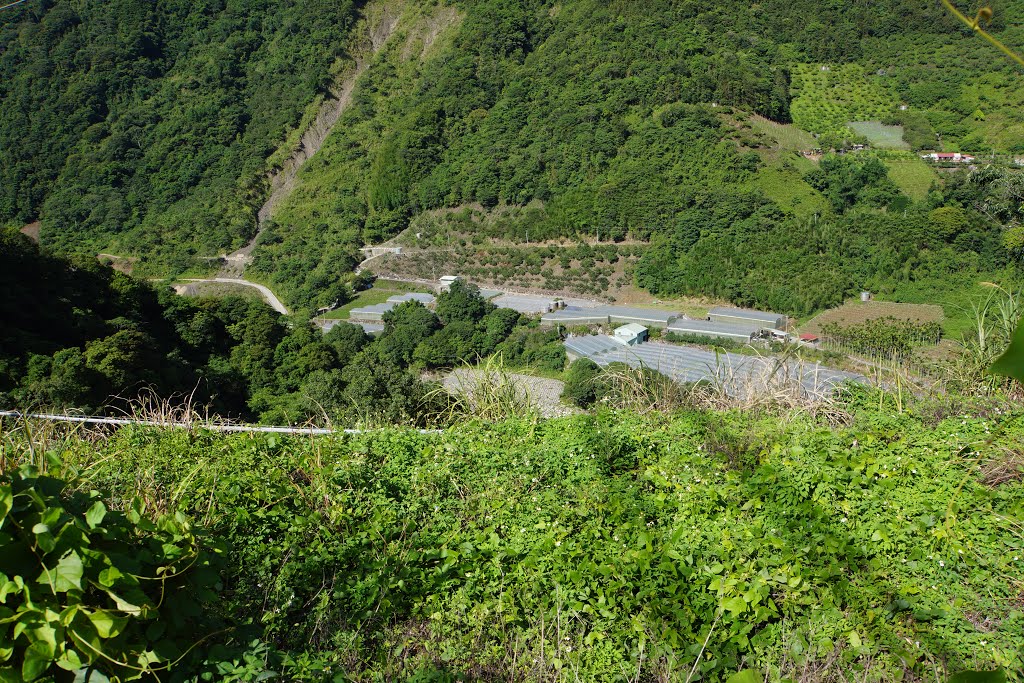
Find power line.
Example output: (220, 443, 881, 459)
(0, 0, 28, 11)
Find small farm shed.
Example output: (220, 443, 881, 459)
(614, 323, 648, 346)
(708, 307, 786, 330)
(667, 319, 761, 343)
(438, 275, 460, 291)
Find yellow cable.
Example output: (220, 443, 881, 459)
(939, 0, 1024, 68)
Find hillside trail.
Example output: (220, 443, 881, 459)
(180, 278, 290, 314)
(218, 2, 403, 278)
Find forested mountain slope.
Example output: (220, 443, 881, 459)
(2, 0, 1023, 312)
(253, 0, 1024, 311)
(0, 0, 359, 265)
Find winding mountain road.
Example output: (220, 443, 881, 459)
(184, 278, 289, 314)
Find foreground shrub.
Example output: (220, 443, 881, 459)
(0, 463, 223, 682)
(5, 394, 1023, 681)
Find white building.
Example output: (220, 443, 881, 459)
(613, 323, 648, 346)
(438, 275, 460, 292)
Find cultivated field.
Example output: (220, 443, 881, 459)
(885, 156, 938, 200)
(802, 300, 945, 336)
(746, 114, 817, 151)
(789, 64, 896, 137)
(370, 241, 644, 299)
(848, 121, 909, 149)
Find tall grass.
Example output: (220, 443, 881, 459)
(428, 354, 539, 423)
(946, 284, 1022, 396)
(593, 348, 854, 426)
(597, 363, 691, 414)
(691, 348, 854, 426)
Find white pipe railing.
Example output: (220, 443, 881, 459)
(0, 411, 441, 435)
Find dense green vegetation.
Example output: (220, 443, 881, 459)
(0, 0, 359, 267)
(0, 462, 223, 680)
(253, 0, 1023, 313)
(0, 230, 563, 422)
(2, 392, 1022, 680)
(2, 0, 1023, 315)
(633, 162, 1022, 317)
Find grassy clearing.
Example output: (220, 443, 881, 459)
(848, 121, 909, 149)
(322, 279, 431, 319)
(884, 156, 938, 201)
(748, 157, 830, 218)
(182, 281, 264, 300)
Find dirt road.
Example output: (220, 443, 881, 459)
(184, 278, 289, 314)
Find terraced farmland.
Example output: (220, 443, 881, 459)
(789, 64, 897, 138)
(747, 114, 818, 151)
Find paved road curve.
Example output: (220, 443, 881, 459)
(185, 278, 289, 314)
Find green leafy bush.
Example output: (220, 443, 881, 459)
(0, 463, 223, 681)
(21, 396, 1019, 681)
(561, 358, 602, 407)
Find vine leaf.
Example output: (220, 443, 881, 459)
(84, 503, 106, 530)
(87, 610, 127, 639)
(989, 320, 1023, 382)
(46, 552, 83, 594)
(21, 641, 51, 681)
